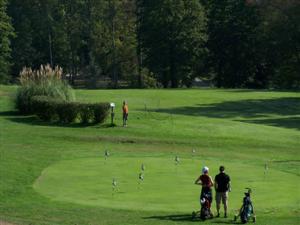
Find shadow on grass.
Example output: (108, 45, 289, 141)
(0, 110, 20, 116)
(211, 221, 238, 224)
(246, 117, 300, 130)
(143, 214, 198, 223)
(220, 89, 300, 93)
(143, 214, 237, 224)
(149, 97, 300, 130)
(8, 116, 94, 128)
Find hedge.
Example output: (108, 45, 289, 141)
(30, 96, 110, 124)
(93, 103, 110, 123)
(79, 104, 94, 123)
(57, 101, 80, 123)
(31, 96, 60, 121)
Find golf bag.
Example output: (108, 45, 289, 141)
(200, 192, 213, 220)
(192, 190, 213, 221)
(235, 189, 256, 224)
(240, 194, 255, 223)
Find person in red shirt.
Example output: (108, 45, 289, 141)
(195, 166, 214, 206)
(122, 101, 128, 127)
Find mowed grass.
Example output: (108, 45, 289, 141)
(0, 85, 299, 225)
(34, 157, 297, 213)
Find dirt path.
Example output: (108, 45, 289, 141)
(0, 221, 15, 225)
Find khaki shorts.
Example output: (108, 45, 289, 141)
(216, 191, 228, 205)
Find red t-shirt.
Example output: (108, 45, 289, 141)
(200, 174, 212, 188)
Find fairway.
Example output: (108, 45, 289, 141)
(1, 86, 300, 225)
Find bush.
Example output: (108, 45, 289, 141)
(31, 96, 59, 121)
(30, 96, 110, 125)
(56, 102, 80, 123)
(78, 103, 110, 124)
(16, 65, 75, 114)
(79, 103, 94, 123)
(93, 103, 110, 123)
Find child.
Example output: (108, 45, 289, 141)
(122, 101, 128, 127)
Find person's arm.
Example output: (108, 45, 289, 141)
(195, 176, 202, 185)
(228, 181, 231, 192)
(214, 178, 218, 190)
(209, 176, 214, 187)
(227, 175, 231, 192)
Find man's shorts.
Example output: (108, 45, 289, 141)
(216, 191, 228, 205)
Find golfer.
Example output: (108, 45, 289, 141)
(122, 100, 128, 127)
(195, 166, 214, 204)
(214, 166, 231, 218)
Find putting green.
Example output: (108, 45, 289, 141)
(34, 156, 298, 213)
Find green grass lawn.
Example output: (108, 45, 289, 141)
(0, 85, 299, 225)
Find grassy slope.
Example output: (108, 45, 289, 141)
(0, 85, 299, 225)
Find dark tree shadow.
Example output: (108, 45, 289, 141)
(219, 89, 300, 93)
(246, 117, 300, 130)
(147, 97, 300, 130)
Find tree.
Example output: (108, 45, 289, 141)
(8, 0, 56, 77)
(0, 0, 14, 83)
(7, 0, 138, 87)
(205, 0, 262, 88)
(138, 0, 207, 88)
(258, 0, 300, 88)
(90, 0, 138, 88)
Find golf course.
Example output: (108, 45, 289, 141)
(0, 85, 299, 225)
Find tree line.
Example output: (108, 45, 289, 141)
(0, 0, 299, 88)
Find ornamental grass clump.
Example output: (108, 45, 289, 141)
(16, 64, 74, 114)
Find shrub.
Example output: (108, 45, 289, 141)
(31, 96, 59, 121)
(79, 103, 95, 123)
(56, 101, 80, 123)
(16, 65, 75, 114)
(93, 103, 110, 123)
(30, 96, 109, 125)
(79, 103, 110, 124)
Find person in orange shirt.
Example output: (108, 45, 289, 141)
(122, 101, 128, 127)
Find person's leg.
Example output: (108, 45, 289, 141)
(216, 192, 221, 217)
(222, 192, 228, 217)
(124, 113, 128, 126)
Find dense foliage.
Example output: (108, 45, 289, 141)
(0, 0, 14, 83)
(138, 0, 207, 88)
(0, 0, 299, 88)
(31, 96, 110, 124)
(205, 0, 262, 88)
(16, 65, 74, 114)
